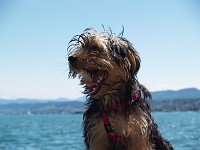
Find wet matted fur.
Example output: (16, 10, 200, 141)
(67, 28, 173, 150)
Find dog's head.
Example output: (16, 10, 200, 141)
(68, 28, 141, 99)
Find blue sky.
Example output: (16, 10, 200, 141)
(0, 0, 200, 100)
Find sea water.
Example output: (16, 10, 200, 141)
(0, 112, 199, 150)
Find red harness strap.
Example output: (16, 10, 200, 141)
(102, 92, 141, 143)
(130, 92, 141, 104)
(102, 111, 127, 143)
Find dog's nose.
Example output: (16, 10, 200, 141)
(68, 55, 77, 64)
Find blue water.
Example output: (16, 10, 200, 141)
(0, 112, 199, 150)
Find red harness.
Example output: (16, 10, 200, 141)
(102, 92, 141, 143)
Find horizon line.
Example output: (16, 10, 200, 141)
(0, 87, 199, 101)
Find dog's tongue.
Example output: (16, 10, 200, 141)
(85, 71, 102, 91)
(85, 70, 106, 93)
(86, 81, 96, 87)
(86, 71, 102, 87)
(85, 81, 96, 93)
(85, 70, 107, 94)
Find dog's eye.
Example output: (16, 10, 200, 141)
(86, 45, 101, 53)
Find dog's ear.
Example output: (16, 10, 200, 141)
(127, 49, 141, 75)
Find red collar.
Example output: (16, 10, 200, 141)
(102, 92, 141, 143)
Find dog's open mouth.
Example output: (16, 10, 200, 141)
(85, 70, 108, 95)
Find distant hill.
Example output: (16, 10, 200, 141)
(0, 88, 200, 114)
(0, 101, 84, 115)
(150, 88, 200, 111)
(0, 98, 76, 105)
(151, 88, 200, 101)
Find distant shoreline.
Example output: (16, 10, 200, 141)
(0, 98, 200, 115)
(1, 88, 200, 114)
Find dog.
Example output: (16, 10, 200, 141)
(67, 28, 173, 150)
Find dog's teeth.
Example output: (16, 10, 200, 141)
(92, 87, 96, 91)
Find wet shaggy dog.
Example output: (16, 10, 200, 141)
(67, 28, 173, 150)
